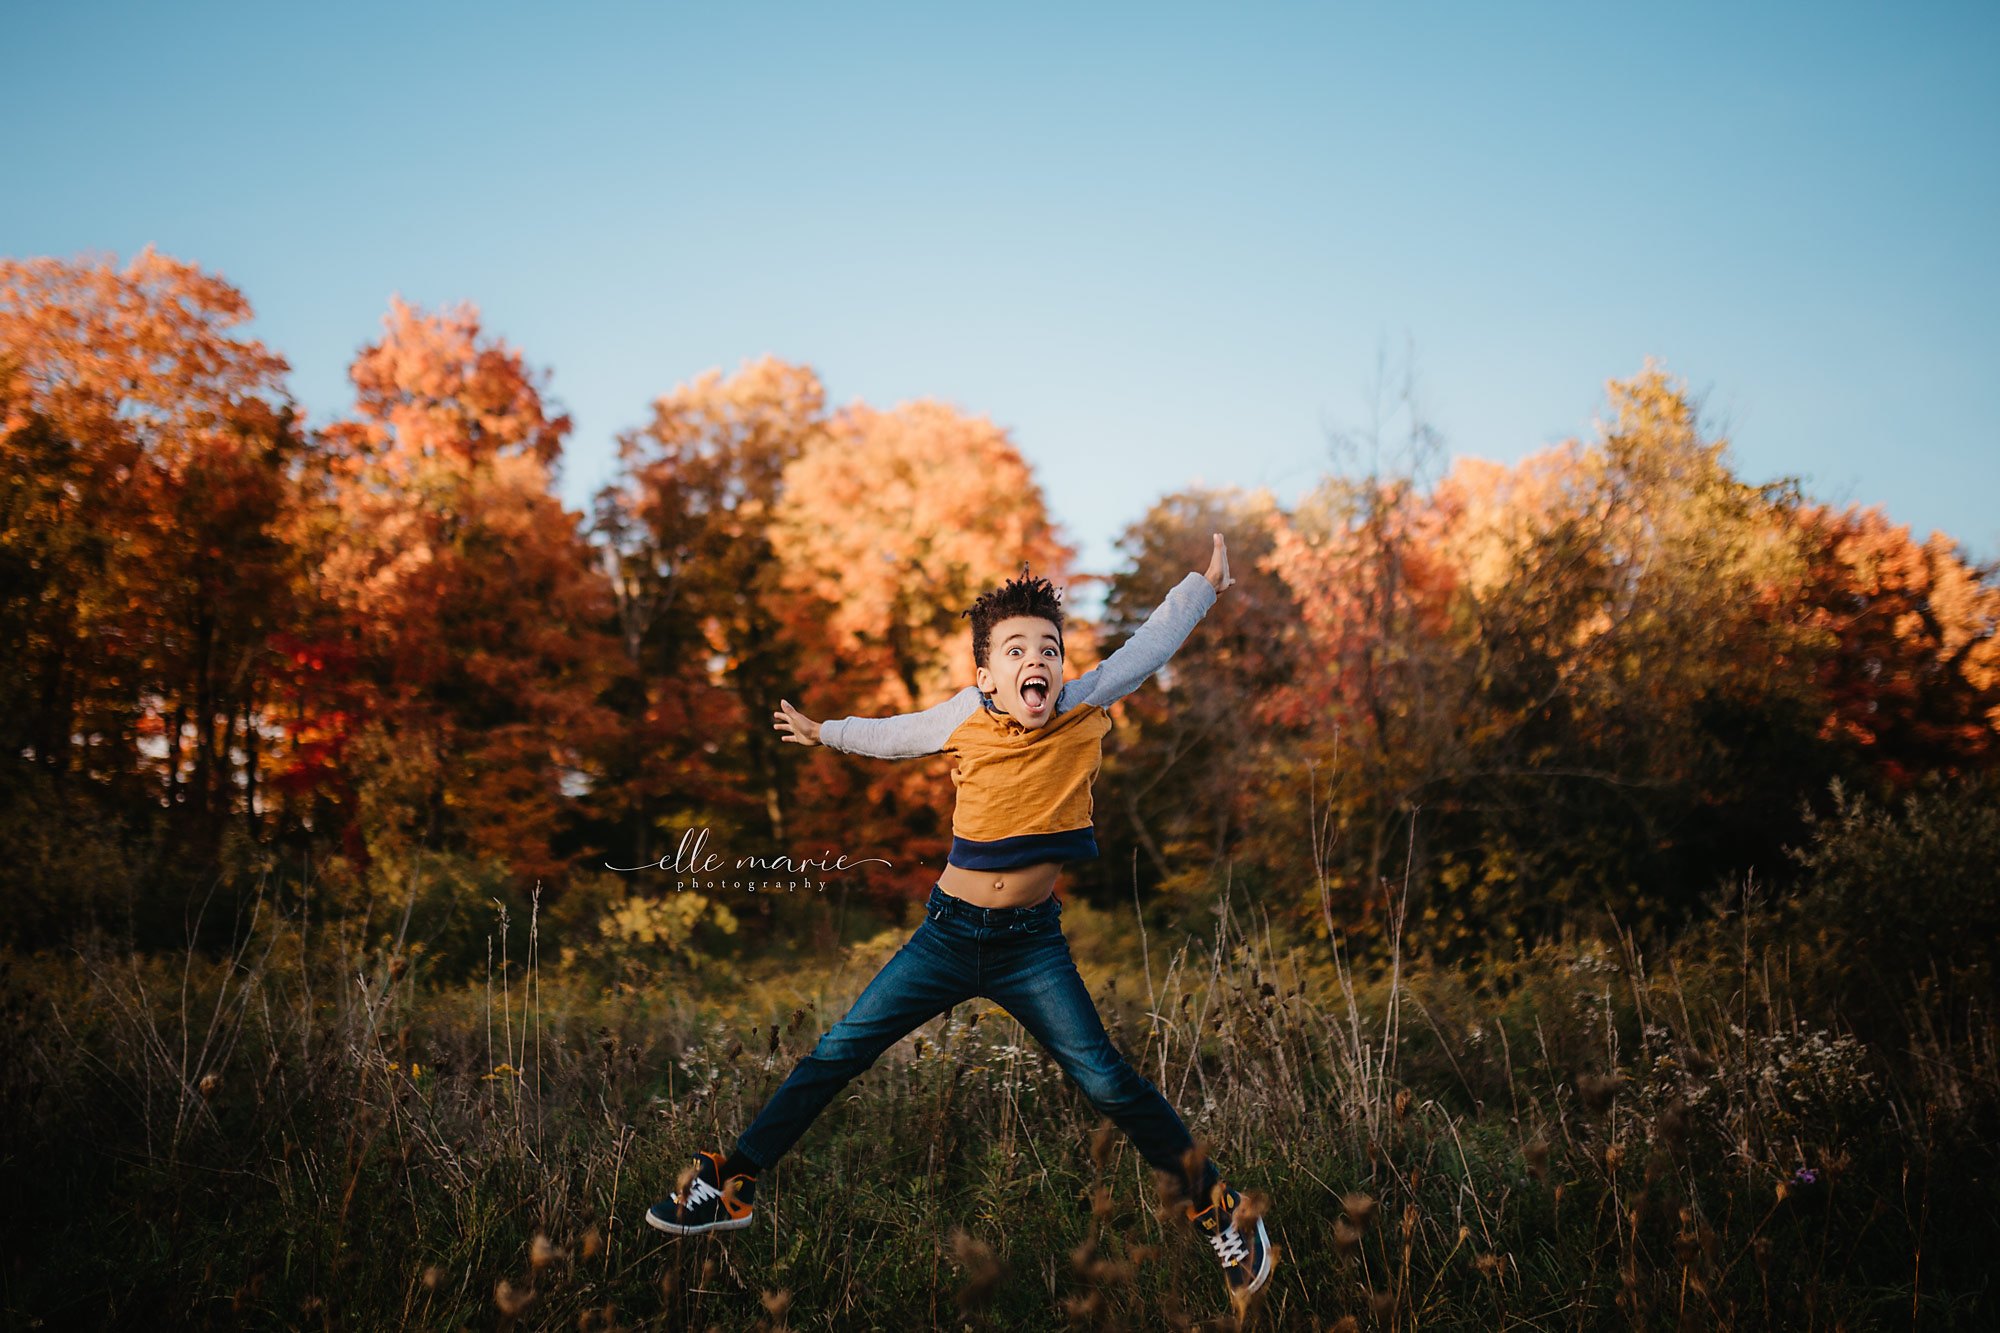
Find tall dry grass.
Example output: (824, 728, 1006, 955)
(3, 843, 1995, 1329)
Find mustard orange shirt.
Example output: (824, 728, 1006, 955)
(818, 572, 1218, 871)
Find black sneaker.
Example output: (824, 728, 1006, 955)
(1186, 1179, 1275, 1296)
(645, 1150, 757, 1235)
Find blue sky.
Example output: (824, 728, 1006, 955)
(5, 1, 1996, 595)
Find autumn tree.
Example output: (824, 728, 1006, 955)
(1090, 486, 1298, 907)
(0, 249, 310, 941)
(1419, 362, 1819, 943)
(1793, 503, 2000, 784)
(588, 357, 832, 878)
(1257, 356, 1481, 949)
(1259, 360, 1834, 953)
(302, 298, 616, 894)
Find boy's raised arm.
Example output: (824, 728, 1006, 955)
(778, 687, 984, 760)
(1060, 534, 1233, 712)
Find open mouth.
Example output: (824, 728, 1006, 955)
(1020, 675, 1050, 712)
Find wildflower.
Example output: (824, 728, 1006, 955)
(1793, 1166, 1819, 1186)
(761, 1289, 792, 1318)
(580, 1226, 603, 1261)
(198, 1072, 221, 1099)
(1341, 1191, 1377, 1226)
(530, 1233, 564, 1273)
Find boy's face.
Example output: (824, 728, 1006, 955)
(976, 614, 1064, 730)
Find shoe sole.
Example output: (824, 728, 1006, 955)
(1244, 1217, 1275, 1292)
(645, 1205, 754, 1236)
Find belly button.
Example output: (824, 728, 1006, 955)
(992, 877, 1004, 890)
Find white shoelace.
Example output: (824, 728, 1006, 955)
(1209, 1225, 1250, 1266)
(683, 1176, 722, 1207)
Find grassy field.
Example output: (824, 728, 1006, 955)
(4, 873, 1994, 1331)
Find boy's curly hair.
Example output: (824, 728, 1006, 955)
(962, 563, 1066, 671)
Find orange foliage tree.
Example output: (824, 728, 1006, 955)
(300, 298, 616, 891)
(0, 250, 310, 942)
(1795, 504, 2000, 782)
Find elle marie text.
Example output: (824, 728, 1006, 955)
(604, 826, 891, 892)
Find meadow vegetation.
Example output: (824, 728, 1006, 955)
(5, 776, 1995, 1329)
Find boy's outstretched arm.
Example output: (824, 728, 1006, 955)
(1060, 533, 1235, 712)
(775, 687, 983, 760)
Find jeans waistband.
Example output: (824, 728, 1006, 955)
(925, 882, 1060, 926)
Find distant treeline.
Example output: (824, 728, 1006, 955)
(3, 249, 1996, 966)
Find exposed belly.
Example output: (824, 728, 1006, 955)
(936, 860, 1060, 909)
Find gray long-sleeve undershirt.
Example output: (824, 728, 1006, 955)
(817, 571, 1219, 759)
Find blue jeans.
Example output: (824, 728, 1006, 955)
(734, 883, 1222, 1201)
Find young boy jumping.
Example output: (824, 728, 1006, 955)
(645, 535, 1275, 1298)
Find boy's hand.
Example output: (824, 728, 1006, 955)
(1203, 533, 1235, 594)
(773, 699, 823, 747)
